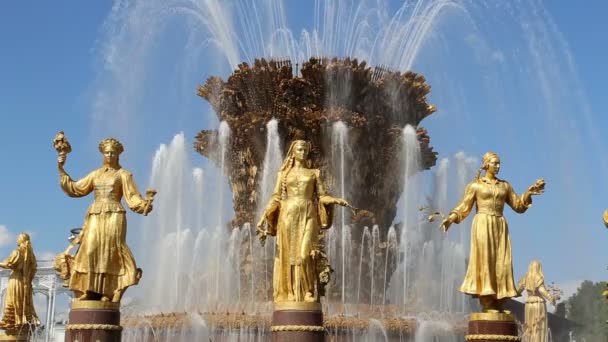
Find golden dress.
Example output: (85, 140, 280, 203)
(517, 279, 554, 342)
(60, 166, 148, 298)
(450, 177, 531, 299)
(261, 168, 333, 302)
(0, 249, 39, 330)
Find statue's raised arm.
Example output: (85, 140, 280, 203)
(52, 132, 156, 303)
(442, 151, 544, 312)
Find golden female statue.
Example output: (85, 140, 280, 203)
(0, 233, 40, 333)
(517, 260, 556, 342)
(257, 140, 349, 303)
(55, 134, 156, 303)
(440, 152, 545, 311)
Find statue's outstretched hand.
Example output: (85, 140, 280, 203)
(527, 178, 545, 195)
(440, 213, 457, 232)
(255, 220, 268, 247)
(336, 198, 349, 207)
(440, 219, 451, 232)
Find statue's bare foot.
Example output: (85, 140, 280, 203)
(101, 296, 110, 302)
(287, 293, 295, 301)
(304, 292, 315, 302)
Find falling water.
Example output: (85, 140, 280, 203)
(331, 121, 350, 304)
(144, 133, 191, 311)
(84, 0, 601, 339)
(218, 121, 231, 228)
(383, 226, 398, 305)
(357, 226, 371, 304)
(257, 119, 283, 217)
(399, 125, 421, 306)
(370, 225, 380, 306)
(193, 168, 204, 231)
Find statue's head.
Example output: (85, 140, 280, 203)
(528, 259, 543, 275)
(280, 140, 312, 172)
(523, 259, 545, 291)
(17, 233, 30, 248)
(99, 138, 124, 167)
(289, 140, 311, 162)
(481, 151, 500, 175)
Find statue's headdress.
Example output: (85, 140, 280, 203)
(98, 138, 124, 155)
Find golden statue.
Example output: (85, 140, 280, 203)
(54, 132, 156, 303)
(603, 210, 608, 300)
(256, 140, 349, 304)
(440, 152, 545, 311)
(0, 233, 40, 335)
(517, 260, 557, 342)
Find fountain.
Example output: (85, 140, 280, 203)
(73, 0, 593, 341)
(194, 57, 437, 230)
(118, 55, 476, 340)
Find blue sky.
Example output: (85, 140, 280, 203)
(1, 0, 607, 302)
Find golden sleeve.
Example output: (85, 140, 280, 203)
(2, 249, 21, 270)
(506, 181, 532, 213)
(315, 169, 336, 229)
(260, 171, 282, 236)
(263, 171, 282, 211)
(315, 169, 332, 202)
(121, 170, 148, 213)
(60, 170, 96, 197)
(450, 181, 477, 224)
(538, 284, 555, 303)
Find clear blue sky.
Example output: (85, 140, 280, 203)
(0, 1, 607, 300)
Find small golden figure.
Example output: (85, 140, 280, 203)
(54, 132, 156, 303)
(517, 260, 557, 342)
(603, 210, 608, 300)
(0, 233, 40, 335)
(440, 152, 545, 312)
(256, 140, 350, 303)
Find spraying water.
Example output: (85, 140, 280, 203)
(83, 0, 601, 339)
(257, 119, 283, 217)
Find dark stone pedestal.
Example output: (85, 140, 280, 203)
(271, 302, 324, 342)
(65, 301, 122, 342)
(0, 332, 29, 341)
(465, 312, 520, 342)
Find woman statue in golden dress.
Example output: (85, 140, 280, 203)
(257, 140, 349, 303)
(517, 260, 556, 342)
(57, 137, 155, 303)
(440, 152, 545, 311)
(0, 233, 40, 333)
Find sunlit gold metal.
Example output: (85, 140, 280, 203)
(52, 131, 156, 303)
(274, 301, 322, 311)
(439, 152, 545, 311)
(70, 300, 120, 310)
(516, 260, 556, 342)
(257, 140, 350, 305)
(0, 233, 40, 336)
(469, 312, 516, 322)
(0, 333, 29, 341)
(465, 334, 521, 341)
(270, 325, 325, 332)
